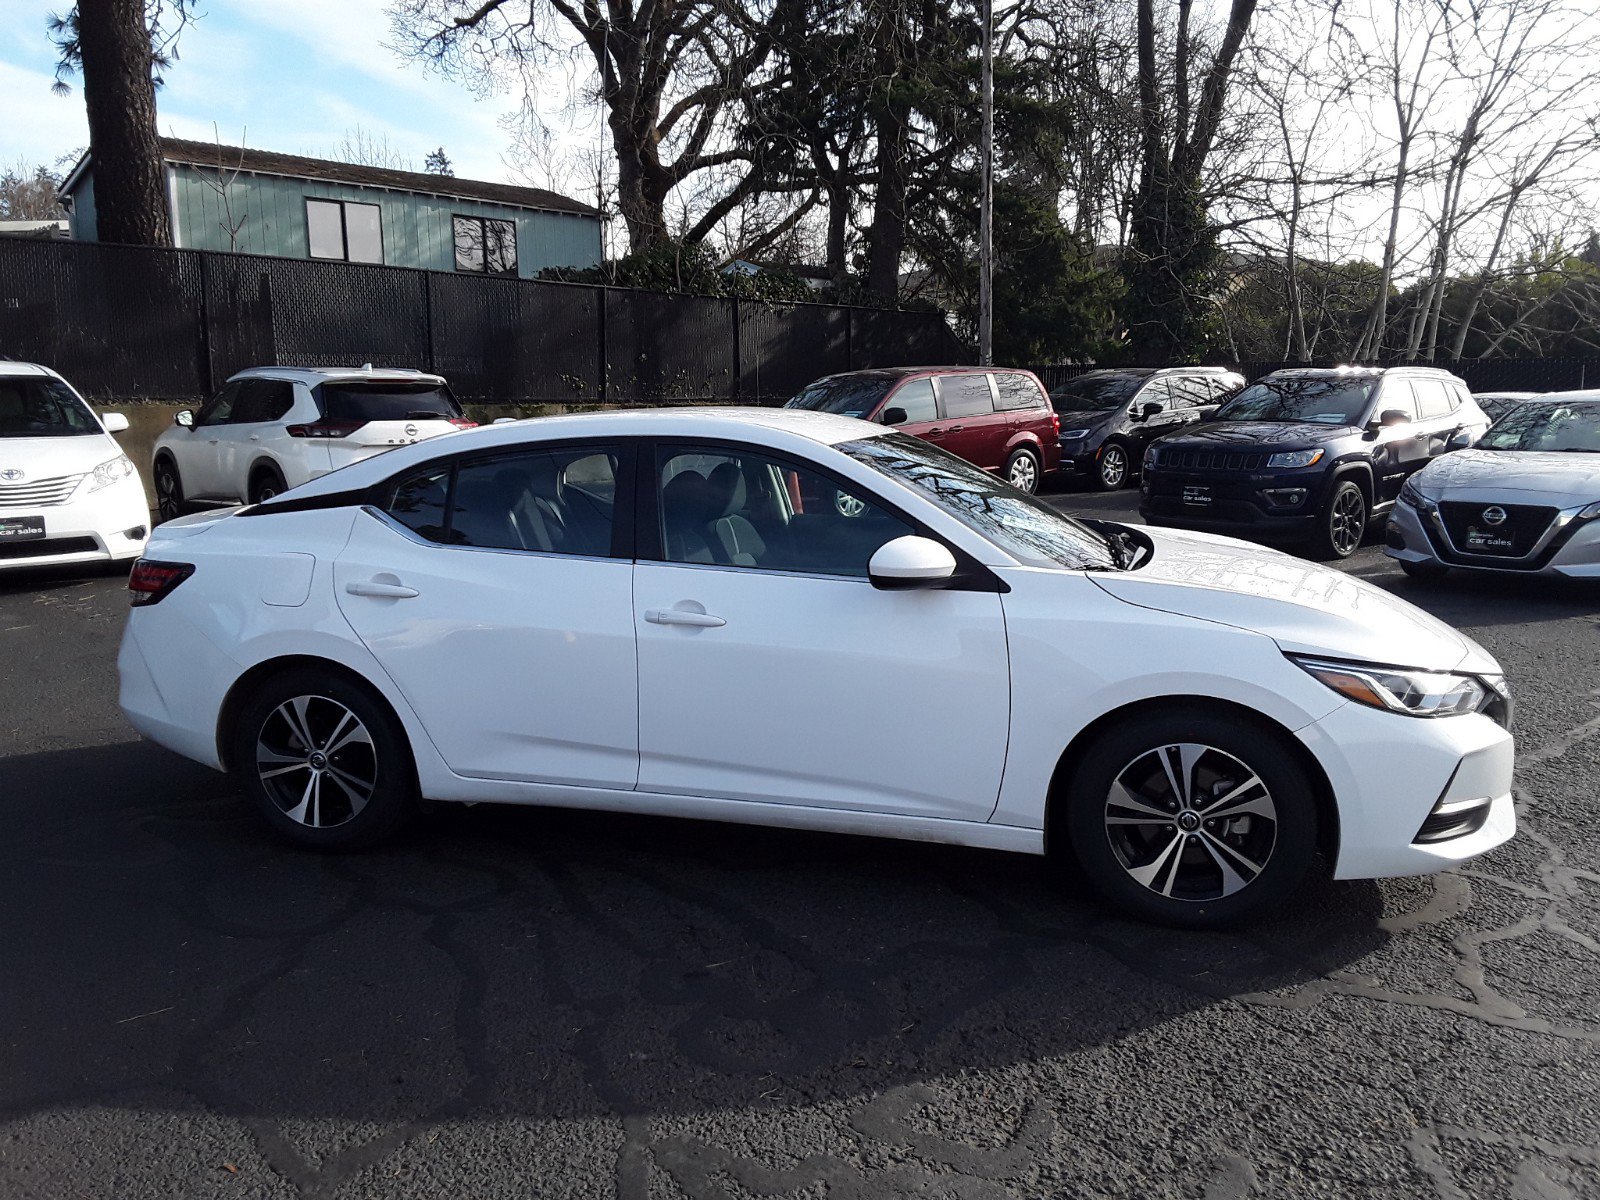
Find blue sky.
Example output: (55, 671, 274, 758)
(0, 2, 540, 184)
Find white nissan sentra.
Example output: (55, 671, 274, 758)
(118, 408, 1515, 926)
(0, 362, 148, 571)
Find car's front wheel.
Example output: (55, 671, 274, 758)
(154, 458, 184, 524)
(1312, 479, 1367, 559)
(1061, 707, 1320, 927)
(1004, 447, 1042, 494)
(231, 667, 416, 849)
(1093, 442, 1131, 491)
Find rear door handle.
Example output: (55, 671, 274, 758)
(346, 580, 419, 599)
(645, 608, 726, 628)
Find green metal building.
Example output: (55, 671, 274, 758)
(59, 138, 602, 278)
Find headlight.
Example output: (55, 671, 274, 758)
(1292, 655, 1490, 718)
(85, 454, 136, 493)
(1398, 476, 1430, 509)
(1059, 428, 1091, 439)
(1266, 449, 1324, 469)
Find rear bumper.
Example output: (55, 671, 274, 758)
(0, 479, 149, 570)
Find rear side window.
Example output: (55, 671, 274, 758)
(232, 379, 296, 424)
(320, 382, 463, 424)
(938, 374, 995, 418)
(1413, 379, 1456, 419)
(993, 372, 1044, 411)
(884, 378, 937, 424)
(388, 466, 451, 542)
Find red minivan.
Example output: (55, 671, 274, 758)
(785, 367, 1061, 493)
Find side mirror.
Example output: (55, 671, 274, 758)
(1365, 409, 1411, 437)
(1141, 402, 1164, 420)
(175, 410, 195, 429)
(100, 412, 129, 434)
(880, 406, 908, 426)
(868, 535, 958, 590)
(1447, 429, 1473, 451)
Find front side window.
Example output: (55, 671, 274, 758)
(883, 377, 937, 423)
(840, 433, 1124, 571)
(386, 446, 620, 557)
(1168, 377, 1214, 408)
(1136, 378, 1174, 412)
(1477, 401, 1600, 452)
(938, 374, 995, 419)
(0, 377, 99, 438)
(196, 381, 241, 427)
(656, 446, 911, 577)
(1215, 376, 1377, 426)
(1377, 382, 1421, 422)
(453, 216, 518, 275)
(305, 199, 384, 264)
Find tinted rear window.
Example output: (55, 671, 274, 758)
(319, 382, 463, 423)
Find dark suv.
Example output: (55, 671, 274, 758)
(1139, 367, 1489, 559)
(786, 367, 1061, 493)
(1050, 367, 1245, 491)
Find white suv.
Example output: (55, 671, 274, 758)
(0, 361, 148, 571)
(151, 366, 473, 520)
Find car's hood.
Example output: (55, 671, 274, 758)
(0, 433, 120, 478)
(1415, 448, 1600, 500)
(1091, 525, 1495, 674)
(1056, 407, 1117, 430)
(1155, 420, 1357, 450)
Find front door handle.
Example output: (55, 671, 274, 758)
(645, 608, 726, 628)
(346, 579, 419, 599)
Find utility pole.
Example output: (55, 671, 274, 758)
(978, 0, 994, 365)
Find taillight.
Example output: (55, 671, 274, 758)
(1051, 410, 1060, 437)
(449, 417, 477, 429)
(128, 559, 195, 607)
(286, 419, 366, 439)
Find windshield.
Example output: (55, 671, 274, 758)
(839, 433, 1127, 570)
(1477, 401, 1600, 452)
(1214, 377, 1376, 425)
(1050, 375, 1142, 412)
(786, 377, 895, 419)
(0, 377, 100, 438)
(318, 381, 463, 423)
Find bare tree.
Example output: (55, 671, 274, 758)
(0, 161, 67, 221)
(189, 126, 250, 251)
(334, 126, 414, 171)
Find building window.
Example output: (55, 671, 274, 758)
(453, 215, 518, 276)
(305, 198, 383, 264)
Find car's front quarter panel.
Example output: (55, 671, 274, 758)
(118, 507, 453, 789)
(991, 567, 1347, 829)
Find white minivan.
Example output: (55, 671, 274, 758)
(0, 362, 148, 571)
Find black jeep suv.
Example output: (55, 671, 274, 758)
(1139, 367, 1489, 559)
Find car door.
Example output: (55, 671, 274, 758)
(1368, 380, 1428, 502)
(220, 379, 295, 497)
(876, 376, 940, 442)
(932, 373, 1008, 470)
(173, 381, 242, 498)
(1413, 378, 1466, 456)
(633, 441, 1011, 821)
(1168, 376, 1217, 423)
(333, 441, 639, 787)
(1126, 378, 1185, 452)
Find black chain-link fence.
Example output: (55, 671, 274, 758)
(1034, 359, 1600, 395)
(0, 237, 967, 405)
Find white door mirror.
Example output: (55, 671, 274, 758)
(100, 412, 130, 433)
(868, 535, 958, 590)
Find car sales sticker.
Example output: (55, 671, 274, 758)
(1182, 485, 1212, 505)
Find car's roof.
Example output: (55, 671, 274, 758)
(1262, 365, 1465, 380)
(269, 406, 893, 504)
(230, 365, 447, 385)
(810, 365, 1022, 384)
(0, 361, 58, 379)
(1524, 389, 1600, 403)
(1473, 391, 1539, 400)
(1062, 366, 1241, 382)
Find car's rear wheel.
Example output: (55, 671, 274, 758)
(249, 464, 288, 505)
(1399, 558, 1449, 582)
(154, 458, 184, 524)
(1313, 479, 1367, 559)
(1093, 442, 1131, 491)
(1004, 447, 1042, 494)
(231, 667, 416, 849)
(1061, 708, 1320, 927)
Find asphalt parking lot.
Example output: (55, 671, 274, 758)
(2, 486, 1597, 1200)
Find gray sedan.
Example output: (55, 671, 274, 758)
(1386, 392, 1600, 579)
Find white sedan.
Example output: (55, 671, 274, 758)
(118, 408, 1515, 926)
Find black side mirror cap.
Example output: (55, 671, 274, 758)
(880, 407, 907, 426)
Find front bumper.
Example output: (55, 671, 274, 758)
(1385, 497, 1600, 577)
(1299, 701, 1515, 880)
(1139, 465, 1331, 538)
(0, 476, 149, 570)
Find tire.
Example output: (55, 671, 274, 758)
(1311, 478, 1367, 559)
(230, 667, 416, 850)
(154, 457, 184, 524)
(1004, 447, 1042, 495)
(1400, 558, 1449, 582)
(249, 464, 288, 505)
(1093, 442, 1132, 491)
(1060, 707, 1320, 928)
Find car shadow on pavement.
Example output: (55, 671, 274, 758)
(0, 738, 1413, 1137)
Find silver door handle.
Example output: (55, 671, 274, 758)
(346, 580, 419, 599)
(250, 434, 260, 441)
(645, 608, 726, 628)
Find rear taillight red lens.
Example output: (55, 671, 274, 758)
(285, 419, 366, 439)
(1051, 410, 1060, 437)
(128, 559, 194, 607)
